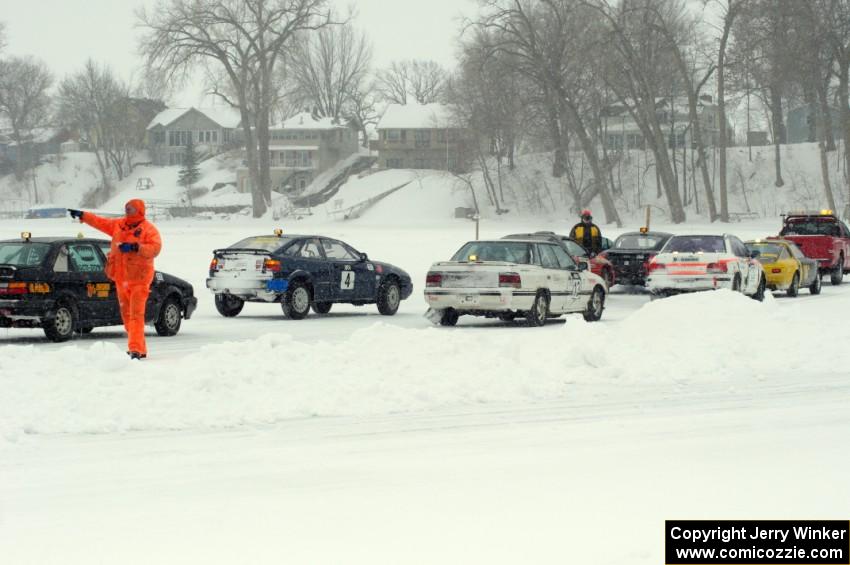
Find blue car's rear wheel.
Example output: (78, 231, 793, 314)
(282, 281, 311, 320)
(377, 280, 401, 316)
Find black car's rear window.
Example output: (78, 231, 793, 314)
(228, 236, 294, 253)
(0, 243, 51, 266)
(614, 234, 668, 250)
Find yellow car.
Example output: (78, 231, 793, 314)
(745, 239, 822, 296)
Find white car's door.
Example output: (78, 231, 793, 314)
(550, 244, 583, 312)
(729, 236, 758, 292)
(537, 243, 570, 312)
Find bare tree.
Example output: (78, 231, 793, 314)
(711, 0, 746, 222)
(587, 0, 687, 223)
(795, 1, 837, 210)
(373, 61, 409, 104)
(374, 59, 448, 104)
(139, 0, 333, 217)
(820, 0, 850, 205)
(474, 1, 621, 225)
(0, 22, 6, 54)
(287, 23, 372, 120)
(347, 85, 379, 147)
(732, 0, 801, 188)
(653, 1, 719, 221)
(0, 56, 53, 201)
(454, 29, 525, 175)
(58, 60, 158, 200)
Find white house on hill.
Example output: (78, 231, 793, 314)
(371, 103, 464, 171)
(236, 111, 359, 194)
(146, 107, 242, 166)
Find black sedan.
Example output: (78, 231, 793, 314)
(597, 231, 673, 286)
(206, 232, 413, 319)
(0, 234, 197, 342)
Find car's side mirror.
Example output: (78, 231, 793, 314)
(578, 262, 588, 271)
(359, 252, 369, 262)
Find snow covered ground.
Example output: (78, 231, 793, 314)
(1, 214, 849, 564)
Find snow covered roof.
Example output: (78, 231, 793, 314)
(377, 103, 455, 130)
(272, 112, 349, 130)
(147, 107, 242, 130)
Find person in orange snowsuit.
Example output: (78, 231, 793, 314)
(68, 199, 162, 359)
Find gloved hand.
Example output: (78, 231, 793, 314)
(118, 242, 139, 253)
(67, 209, 84, 220)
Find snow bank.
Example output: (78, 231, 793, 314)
(0, 290, 838, 440)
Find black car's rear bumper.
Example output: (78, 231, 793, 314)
(611, 267, 648, 286)
(0, 298, 55, 327)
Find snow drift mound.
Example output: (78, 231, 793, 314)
(0, 290, 842, 439)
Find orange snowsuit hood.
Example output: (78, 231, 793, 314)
(124, 199, 146, 225)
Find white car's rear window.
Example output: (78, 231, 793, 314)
(664, 236, 725, 254)
(452, 242, 533, 264)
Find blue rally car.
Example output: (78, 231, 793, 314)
(206, 231, 413, 319)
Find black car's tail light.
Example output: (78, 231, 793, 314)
(0, 282, 28, 295)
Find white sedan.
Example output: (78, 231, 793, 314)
(424, 238, 607, 326)
(646, 234, 766, 299)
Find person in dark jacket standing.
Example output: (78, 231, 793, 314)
(569, 209, 602, 254)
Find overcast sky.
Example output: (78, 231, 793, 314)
(2, 0, 475, 106)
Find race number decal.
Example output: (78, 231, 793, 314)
(340, 271, 356, 290)
(570, 273, 581, 297)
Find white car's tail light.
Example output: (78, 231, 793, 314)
(498, 272, 522, 288)
(706, 262, 728, 274)
(426, 272, 443, 287)
(263, 258, 282, 273)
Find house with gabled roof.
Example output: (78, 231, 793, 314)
(236, 111, 359, 194)
(601, 96, 729, 152)
(371, 103, 464, 172)
(146, 107, 242, 166)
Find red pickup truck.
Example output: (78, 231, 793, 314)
(779, 211, 850, 285)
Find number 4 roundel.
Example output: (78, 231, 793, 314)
(340, 271, 355, 290)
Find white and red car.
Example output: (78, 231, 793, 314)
(646, 234, 766, 300)
(424, 238, 607, 326)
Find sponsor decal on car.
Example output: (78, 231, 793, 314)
(86, 283, 111, 298)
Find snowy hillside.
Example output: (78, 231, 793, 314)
(0, 152, 101, 209)
(3, 143, 844, 226)
(0, 151, 251, 214)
